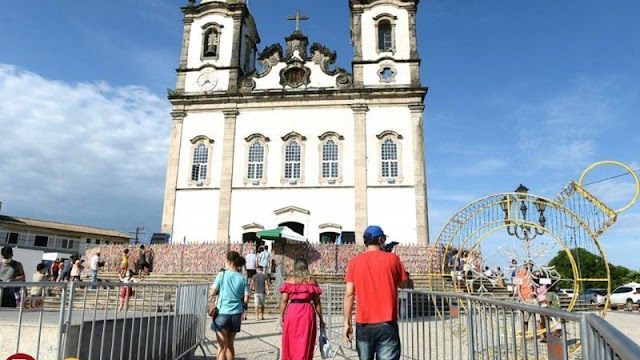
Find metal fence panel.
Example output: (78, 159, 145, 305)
(1, 281, 209, 360)
(320, 284, 640, 360)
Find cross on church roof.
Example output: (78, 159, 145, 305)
(287, 9, 309, 33)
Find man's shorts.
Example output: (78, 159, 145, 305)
(212, 313, 242, 333)
(247, 269, 257, 279)
(254, 293, 266, 306)
(521, 297, 537, 323)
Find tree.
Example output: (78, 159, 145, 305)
(548, 248, 635, 289)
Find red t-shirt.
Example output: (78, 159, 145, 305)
(345, 250, 408, 324)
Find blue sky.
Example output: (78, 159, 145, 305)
(0, 1, 638, 269)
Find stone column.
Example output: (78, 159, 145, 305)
(352, 8, 363, 62)
(217, 109, 239, 244)
(407, 5, 419, 59)
(161, 111, 186, 237)
(407, 5, 421, 87)
(409, 104, 430, 244)
(228, 14, 244, 92)
(176, 17, 193, 92)
(352, 104, 369, 244)
(351, 8, 364, 87)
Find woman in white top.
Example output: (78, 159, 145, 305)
(30, 263, 47, 296)
(70, 256, 82, 281)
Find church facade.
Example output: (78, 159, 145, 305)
(161, 0, 429, 245)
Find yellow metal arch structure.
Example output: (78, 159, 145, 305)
(578, 160, 640, 214)
(428, 191, 612, 314)
(429, 161, 640, 317)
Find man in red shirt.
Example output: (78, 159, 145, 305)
(343, 225, 408, 360)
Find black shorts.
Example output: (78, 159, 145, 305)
(247, 269, 257, 279)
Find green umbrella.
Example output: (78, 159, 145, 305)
(256, 226, 306, 242)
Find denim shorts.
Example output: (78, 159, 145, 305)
(212, 313, 242, 333)
(355, 321, 400, 360)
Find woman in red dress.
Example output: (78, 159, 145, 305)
(279, 258, 325, 360)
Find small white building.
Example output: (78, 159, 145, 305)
(162, 0, 429, 245)
(0, 215, 131, 255)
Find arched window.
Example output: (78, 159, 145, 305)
(320, 232, 340, 244)
(374, 14, 397, 54)
(201, 23, 223, 60)
(284, 141, 301, 179)
(378, 20, 393, 51)
(191, 143, 209, 181)
(244, 134, 269, 185)
(322, 140, 339, 179)
(318, 131, 344, 184)
(203, 29, 219, 57)
(247, 141, 264, 180)
(381, 138, 398, 178)
(281, 132, 306, 184)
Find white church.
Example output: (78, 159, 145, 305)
(161, 0, 429, 245)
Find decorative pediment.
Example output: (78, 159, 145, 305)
(281, 131, 307, 142)
(373, 13, 398, 21)
(284, 32, 309, 61)
(376, 130, 404, 140)
(310, 43, 337, 74)
(274, 206, 310, 216)
(240, 32, 353, 92)
(279, 61, 311, 89)
(244, 133, 270, 142)
(257, 43, 283, 77)
(319, 223, 342, 230)
(318, 131, 344, 141)
(190, 135, 214, 144)
(242, 223, 264, 231)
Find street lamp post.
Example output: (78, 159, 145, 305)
(500, 184, 548, 241)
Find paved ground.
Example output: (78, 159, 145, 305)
(194, 315, 350, 360)
(194, 311, 640, 360)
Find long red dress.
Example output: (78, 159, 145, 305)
(280, 283, 322, 360)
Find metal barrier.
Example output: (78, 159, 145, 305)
(1, 281, 209, 360)
(320, 285, 640, 360)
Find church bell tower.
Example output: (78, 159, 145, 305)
(175, 0, 259, 94)
(350, 0, 421, 87)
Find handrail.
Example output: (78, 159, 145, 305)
(584, 313, 640, 360)
(321, 284, 640, 360)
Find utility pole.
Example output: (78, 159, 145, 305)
(130, 226, 146, 245)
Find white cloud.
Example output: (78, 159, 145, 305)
(459, 157, 508, 176)
(584, 180, 638, 207)
(0, 64, 170, 230)
(512, 77, 620, 172)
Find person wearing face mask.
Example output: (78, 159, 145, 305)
(1, 246, 26, 308)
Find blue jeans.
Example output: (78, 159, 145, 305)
(356, 321, 400, 360)
(91, 270, 98, 287)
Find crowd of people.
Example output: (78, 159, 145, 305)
(206, 224, 410, 360)
(4, 233, 567, 359)
(515, 262, 562, 343)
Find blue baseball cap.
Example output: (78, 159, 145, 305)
(363, 225, 386, 243)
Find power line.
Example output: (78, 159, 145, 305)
(582, 168, 640, 186)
